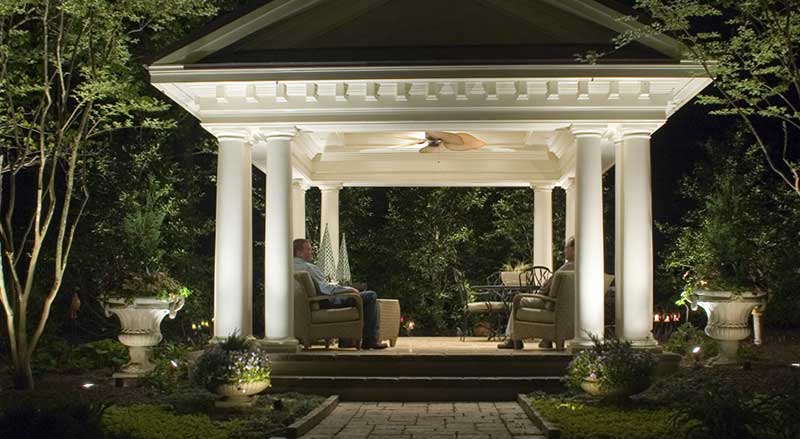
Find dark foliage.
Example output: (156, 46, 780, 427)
(0, 393, 110, 439)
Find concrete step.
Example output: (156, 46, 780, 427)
(269, 353, 573, 377)
(269, 375, 564, 401)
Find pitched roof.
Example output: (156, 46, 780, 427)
(152, 0, 682, 67)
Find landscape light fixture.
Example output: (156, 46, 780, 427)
(691, 346, 702, 368)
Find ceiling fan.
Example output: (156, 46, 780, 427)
(416, 131, 487, 153)
(352, 131, 518, 154)
(359, 131, 489, 153)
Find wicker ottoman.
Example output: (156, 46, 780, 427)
(377, 299, 401, 347)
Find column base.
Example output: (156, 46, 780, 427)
(259, 337, 300, 353)
(627, 336, 661, 352)
(567, 337, 597, 353)
(209, 334, 257, 344)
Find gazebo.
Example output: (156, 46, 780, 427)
(148, 0, 711, 352)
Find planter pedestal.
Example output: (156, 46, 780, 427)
(104, 296, 185, 378)
(690, 290, 766, 365)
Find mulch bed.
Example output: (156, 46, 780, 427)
(700, 329, 800, 395)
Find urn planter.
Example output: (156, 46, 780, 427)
(500, 271, 523, 286)
(689, 290, 767, 365)
(104, 296, 185, 376)
(213, 380, 271, 408)
(580, 377, 650, 399)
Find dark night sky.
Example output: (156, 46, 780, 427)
(650, 95, 737, 262)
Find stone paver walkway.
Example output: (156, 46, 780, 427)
(300, 402, 545, 439)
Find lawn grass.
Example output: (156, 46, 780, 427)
(527, 393, 688, 439)
(103, 390, 326, 439)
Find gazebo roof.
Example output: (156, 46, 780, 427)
(153, 0, 680, 67)
(148, 0, 711, 188)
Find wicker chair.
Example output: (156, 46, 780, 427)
(293, 271, 364, 350)
(452, 267, 507, 341)
(509, 271, 614, 350)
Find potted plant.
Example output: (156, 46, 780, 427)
(102, 180, 190, 376)
(192, 334, 272, 407)
(668, 175, 767, 365)
(500, 261, 531, 286)
(566, 334, 655, 398)
(103, 272, 189, 376)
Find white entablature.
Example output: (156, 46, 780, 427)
(150, 65, 708, 187)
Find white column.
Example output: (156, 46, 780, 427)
(319, 184, 342, 264)
(213, 133, 253, 338)
(263, 131, 296, 348)
(533, 185, 553, 271)
(571, 126, 607, 348)
(616, 128, 657, 347)
(292, 179, 309, 239)
(564, 178, 576, 242)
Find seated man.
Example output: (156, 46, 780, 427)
(498, 236, 575, 350)
(292, 238, 387, 350)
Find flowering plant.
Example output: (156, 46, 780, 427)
(565, 334, 654, 394)
(192, 334, 271, 390)
(400, 316, 416, 336)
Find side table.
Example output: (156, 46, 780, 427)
(377, 299, 401, 347)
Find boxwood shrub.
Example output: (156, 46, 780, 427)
(103, 405, 228, 439)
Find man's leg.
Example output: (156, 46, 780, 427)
(497, 306, 523, 349)
(329, 297, 358, 348)
(359, 291, 387, 349)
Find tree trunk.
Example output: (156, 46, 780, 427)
(13, 353, 33, 390)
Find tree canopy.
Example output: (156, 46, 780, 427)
(595, 0, 800, 195)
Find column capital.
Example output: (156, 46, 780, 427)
(618, 124, 660, 140)
(202, 124, 252, 143)
(214, 130, 251, 143)
(318, 183, 343, 192)
(530, 183, 555, 192)
(255, 127, 298, 143)
(292, 179, 310, 192)
(570, 124, 608, 138)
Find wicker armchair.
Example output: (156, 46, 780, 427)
(293, 271, 364, 350)
(509, 271, 613, 350)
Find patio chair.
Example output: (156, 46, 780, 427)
(520, 265, 552, 292)
(293, 271, 364, 350)
(451, 267, 507, 341)
(509, 271, 614, 350)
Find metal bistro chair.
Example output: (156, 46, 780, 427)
(520, 266, 552, 293)
(452, 267, 506, 341)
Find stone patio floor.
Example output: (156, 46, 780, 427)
(299, 401, 546, 438)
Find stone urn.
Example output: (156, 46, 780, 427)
(104, 296, 185, 376)
(689, 290, 767, 365)
(500, 271, 523, 286)
(580, 377, 650, 399)
(213, 380, 271, 408)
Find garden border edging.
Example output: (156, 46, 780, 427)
(517, 394, 561, 439)
(281, 394, 339, 439)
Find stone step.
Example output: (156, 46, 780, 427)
(269, 376, 564, 401)
(269, 353, 573, 377)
